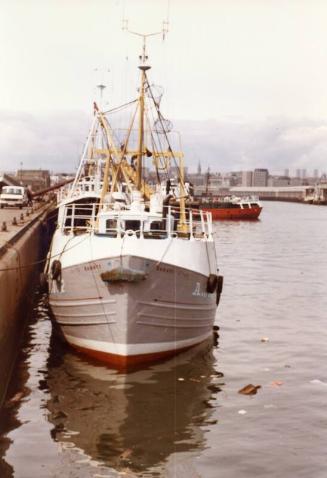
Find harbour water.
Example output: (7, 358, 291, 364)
(0, 201, 326, 478)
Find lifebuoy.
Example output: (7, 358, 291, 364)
(206, 274, 218, 293)
(51, 260, 62, 281)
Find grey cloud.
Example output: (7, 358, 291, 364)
(0, 111, 326, 175)
(0, 111, 90, 173)
(175, 117, 327, 174)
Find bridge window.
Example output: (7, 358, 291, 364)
(124, 220, 140, 231)
(106, 219, 118, 230)
(150, 221, 162, 231)
(106, 218, 118, 237)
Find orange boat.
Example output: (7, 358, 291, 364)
(200, 196, 262, 221)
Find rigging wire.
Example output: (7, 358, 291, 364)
(0, 234, 90, 273)
(145, 112, 163, 185)
(145, 102, 170, 183)
(144, 73, 186, 192)
(103, 98, 137, 115)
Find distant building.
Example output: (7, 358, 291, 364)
(241, 171, 253, 187)
(170, 166, 188, 178)
(296, 169, 301, 178)
(16, 169, 51, 192)
(253, 168, 269, 187)
(313, 169, 319, 179)
(290, 177, 303, 186)
(284, 168, 289, 177)
(268, 175, 290, 187)
(230, 185, 311, 201)
(305, 177, 318, 186)
(228, 171, 242, 186)
(301, 169, 307, 179)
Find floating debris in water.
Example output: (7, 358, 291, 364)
(238, 384, 261, 395)
(271, 380, 284, 388)
(177, 378, 185, 382)
(261, 337, 269, 342)
(238, 409, 247, 415)
(310, 379, 327, 386)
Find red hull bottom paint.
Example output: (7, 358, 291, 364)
(70, 342, 201, 369)
(201, 206, 262, 221)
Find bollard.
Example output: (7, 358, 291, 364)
(20, 213, 24, 222)
(26, 210, 30, 216)
(12, 217, 18, 226)
(1, 221, 7, 232)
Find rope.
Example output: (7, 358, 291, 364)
(103, 98, 138, 115)
(0, 234, 90, 272)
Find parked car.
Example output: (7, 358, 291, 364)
(0, 186, 28, 209)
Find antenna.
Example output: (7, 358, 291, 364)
(121, 15, 170, 190)
(122, 19, 169, 69)
(94, 68, 110, 109)
(96, 84, 106, 106)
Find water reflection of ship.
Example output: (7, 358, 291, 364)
(46, 335, 224, 475)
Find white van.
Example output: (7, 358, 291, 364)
(0, 186, 28, 209)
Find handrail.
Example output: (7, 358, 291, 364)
(60, 201, 213, 240)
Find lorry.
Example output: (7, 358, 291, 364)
(0, 186, 28, 209)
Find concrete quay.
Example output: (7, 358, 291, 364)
(0, 202, 54, 407)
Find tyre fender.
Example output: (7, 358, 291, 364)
(206, 274, 218, 294)
(51, 260, 62, 281)
(216, 275, 224, 305)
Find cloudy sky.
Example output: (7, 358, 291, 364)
(1, 0, 327, 174)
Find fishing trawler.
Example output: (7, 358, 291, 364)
(199, 196, 262, 220)
(45, 28, 223, 367)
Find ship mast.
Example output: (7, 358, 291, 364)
(137, 36, 150, 190)
(123, 21, 168, 192)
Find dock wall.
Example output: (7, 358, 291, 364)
(0, 207, 52, 407)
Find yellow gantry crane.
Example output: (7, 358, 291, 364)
(93, 25, 188, 233)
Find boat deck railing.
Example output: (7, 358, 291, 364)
(60, 203, 213, 240)
(56, 177, 103, 203)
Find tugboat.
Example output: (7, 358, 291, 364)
(45, 27, 223, 367)
(199, 195, 262, 220)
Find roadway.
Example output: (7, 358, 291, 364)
(0, 202, 48, 249)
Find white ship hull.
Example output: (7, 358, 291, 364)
(49, 232, 219, 366)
